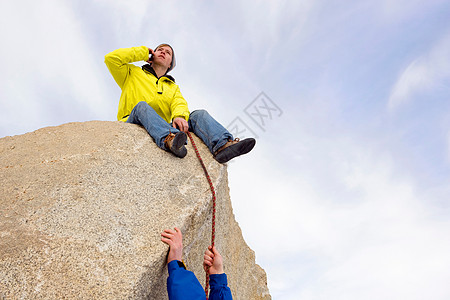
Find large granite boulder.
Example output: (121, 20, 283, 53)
(0, 121, 271, 299)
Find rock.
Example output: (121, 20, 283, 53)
(0, 121, 271, 299)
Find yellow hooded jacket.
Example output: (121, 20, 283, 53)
(105, 46, 190, 123)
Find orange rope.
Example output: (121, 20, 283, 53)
(187, 132, 216, 299)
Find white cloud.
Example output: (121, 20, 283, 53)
(230, 131, 450, 299)
(381, 0, 448, 22)
(388, 33, 450, 112)
(447, 130, 450, 163)
(0, 1, 116, 136)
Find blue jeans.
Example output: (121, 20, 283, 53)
(126, 101, 233, 153)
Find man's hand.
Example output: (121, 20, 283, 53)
(173, 117, 189, 133)
(161, 227, 183, 263)
(203, 246, 224, 275)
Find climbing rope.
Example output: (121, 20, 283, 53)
(187, 132, 216, 299)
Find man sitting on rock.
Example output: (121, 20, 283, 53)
(161, 227, 233, 300)
(105, 44, 255, 163)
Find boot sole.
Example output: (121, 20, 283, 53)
(172, 132, 187, 149)
(170, 132, 187, 158)
(215, 138, 256, 163)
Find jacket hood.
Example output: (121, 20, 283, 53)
(142, 64, 176, 82)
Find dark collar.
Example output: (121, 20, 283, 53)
(142, 64, 175, 82)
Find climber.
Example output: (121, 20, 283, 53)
(104, 44, 255, 163)
(161, 227, 233, 300)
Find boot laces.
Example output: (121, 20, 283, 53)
(164, 133, 176, 144)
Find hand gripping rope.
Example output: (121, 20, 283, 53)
(187, 132, 216, 299)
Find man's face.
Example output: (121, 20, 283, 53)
(152, 46, 173, 69)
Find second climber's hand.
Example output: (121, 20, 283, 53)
(203, 246, 224, 275)
(161, 227, 183, 263)
(173, 117, 189, 133)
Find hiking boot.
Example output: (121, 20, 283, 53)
(214, 138, 256, 163)
(164, 132, 187, 158)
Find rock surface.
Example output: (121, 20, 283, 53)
(0, 121, 271, 299)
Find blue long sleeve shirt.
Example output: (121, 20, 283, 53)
(167, 260, 233, 300)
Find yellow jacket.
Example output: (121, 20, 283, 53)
(105, 46, 190, 122)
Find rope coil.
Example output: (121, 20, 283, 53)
(187, 132, 216, 299)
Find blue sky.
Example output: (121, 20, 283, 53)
(1, 1, 450, 299)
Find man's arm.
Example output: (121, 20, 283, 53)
(170, 85, 190, 122)
(104, 46, 149, 88)
(209, 273, 232, 300)
(170, 85, 190, 132)
(167, 261, 206, 300)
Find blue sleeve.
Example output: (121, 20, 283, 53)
(209, 273, 233, 300)
(167, 260, 206, 300)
